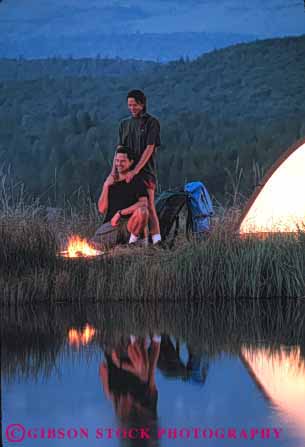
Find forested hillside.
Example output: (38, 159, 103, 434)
(1, 32, 255, 61)
(0, 58, 157, 82)
(0, 35, 305, 205)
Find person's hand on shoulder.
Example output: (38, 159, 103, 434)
(125, 170, 136, 184)
(104, 174, 116, 187)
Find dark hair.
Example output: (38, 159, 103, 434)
(127, 89, 147, 112)
(116, 145, 135, 162)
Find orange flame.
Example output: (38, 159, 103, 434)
(68, 324, 96, 347)
(61, 235, 102, 258)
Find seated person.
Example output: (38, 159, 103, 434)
(91, 146, 149, 249)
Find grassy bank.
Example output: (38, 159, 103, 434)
(0, 206, 304, 303)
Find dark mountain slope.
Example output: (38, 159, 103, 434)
(0, 35, 304, 201)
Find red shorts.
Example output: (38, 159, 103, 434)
(143, 178, 156, 190)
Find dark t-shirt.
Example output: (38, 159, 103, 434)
(105, 175, 148, 222)
(118, 112, 161, 181)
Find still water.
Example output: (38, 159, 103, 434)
(1, 301, 305, 447)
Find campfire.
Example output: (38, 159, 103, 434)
(60, 235, 103, 258)
(68, 324, 96, 347)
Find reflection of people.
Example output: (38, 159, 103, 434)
(91, 146, 149, 248)
(186, 348, 209, 385)
(158, 335, 209, 385)
(115, 90, 162, 245)
(99, 335, 161, 447)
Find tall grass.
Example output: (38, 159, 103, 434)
(0, 218, 304, 303)
(0, 173, 304, 303)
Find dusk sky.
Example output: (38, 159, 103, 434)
(0, 0, 305, 59)
(1, 0, 305, 58)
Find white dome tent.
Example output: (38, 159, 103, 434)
(238, 138, 305, 234)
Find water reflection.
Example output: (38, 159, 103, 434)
(158, 335, 209, 385)
(241, 346, 305, 440)
(98, 334, 210, 447)
(68, 324, 96, 348)
(1, 300, 305, 447)
(99, 335, 160, 447)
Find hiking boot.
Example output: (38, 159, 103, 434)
(149, 240, 168, 250)
(128, 240, 145, 248)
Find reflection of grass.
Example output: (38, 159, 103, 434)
(2, 300, 305, 381)
(0, 209, 305, 303)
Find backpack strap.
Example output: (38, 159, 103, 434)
(169, 215, 180, 249)
(185, 195, 193, 240)
(200, 188, 213, 216)
(174, 214, 180, 238)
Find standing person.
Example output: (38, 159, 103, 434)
(116, 89, 162, 245)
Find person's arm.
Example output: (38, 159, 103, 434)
(99, 363, 112, 400)
(121, 196, 148, 216)
(98, 175, 115, 214)
(126, 118, 160, 183)
(148, 337, 161, 390)
(110, 196, 148, 226)
(125, 144, 155, 183)
(110, 159, 116, 176)
(111, 122, 124, 175)
(133, 144, 155, 176)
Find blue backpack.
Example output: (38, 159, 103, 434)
(184, 182, 214, 234)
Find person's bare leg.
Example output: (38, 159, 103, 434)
(147, 188, 160, 236)
(127, 207, 149, 237)
(143, 225, 148, 239)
